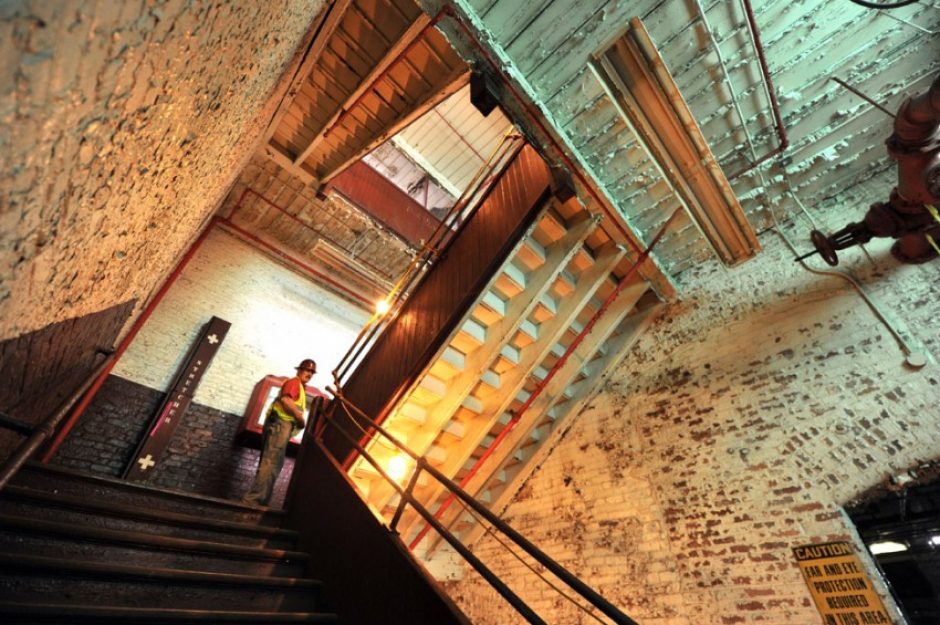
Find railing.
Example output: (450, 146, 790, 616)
(313, 389, 641, 625)
(0, 356, 114, 490)
(331, 130, 525, 388)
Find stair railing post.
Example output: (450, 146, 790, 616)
(389, 459, 423, 534)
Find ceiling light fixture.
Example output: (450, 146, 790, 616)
(868, 541, 908, 555)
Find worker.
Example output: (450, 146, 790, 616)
(242, 358, 316, 506)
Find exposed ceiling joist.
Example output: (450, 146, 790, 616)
(291, 12, 436, 169)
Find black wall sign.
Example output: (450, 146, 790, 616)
(123, 316, 231, 481)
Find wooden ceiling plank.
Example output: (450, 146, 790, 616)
(315, 68, 470, 183)
(264, 0, 354, 145)
(292, 12, 435, 169)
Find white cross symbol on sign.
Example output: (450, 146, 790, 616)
(137, 455, 156, 471)
(207, 334, 219, 344)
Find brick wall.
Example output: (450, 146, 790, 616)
(446, 218, 939, 624)
(112, 228, 368, 415)
(51, 228, 366, 502)
(219, 153, 415, 283)
(0, 0, 325, 343)
(53, 375, 294, 506)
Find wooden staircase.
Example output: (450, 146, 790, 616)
(0, 462, 339, 624)
(347, 191, 662, 553)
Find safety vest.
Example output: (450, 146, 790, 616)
(270, 378, 306, 423)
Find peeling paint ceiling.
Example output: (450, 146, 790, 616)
(426, 0, 939, 275)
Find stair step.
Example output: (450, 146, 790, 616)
(0, 554, 321, 611)
(0, 513, 307, 576)
(1, 486, 298, 549)
(0, 602, 339, 623)
(13, 462, 283, 525)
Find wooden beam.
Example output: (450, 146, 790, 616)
(262, 0, 354, 145)
(291, 13, 434, 168)
(260, 144, 320, 187)
(316, 68, 470, 184)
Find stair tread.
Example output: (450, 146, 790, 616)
(0, 512, 308, 562)
(0, 553, 321, 589)
(20, 462, 283, 515)
(0, 602, 339, 622)
(2, 486, 297, 539)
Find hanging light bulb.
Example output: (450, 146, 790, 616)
(375, 298, 391, 315)
(387, 454, 410, 483)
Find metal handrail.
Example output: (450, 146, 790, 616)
(0, 355, 115, 491)
(0, 413, 36, 436)
(322, 407, 547, 625)
(323, 389, 640, 625)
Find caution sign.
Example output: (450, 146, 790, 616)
(793, 541, 892, 625)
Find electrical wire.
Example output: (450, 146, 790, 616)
(848, 0, 920, 9)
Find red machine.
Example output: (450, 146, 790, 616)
(804, 72, 940, 266)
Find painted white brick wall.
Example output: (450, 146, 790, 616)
(447, 212, 939, 625)
(114, 228, 369, 415)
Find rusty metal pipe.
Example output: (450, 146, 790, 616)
(728, 0, 789, 180)
(894, 72, 940, 142)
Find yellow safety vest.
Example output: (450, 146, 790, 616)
(270, 377, 306, 423)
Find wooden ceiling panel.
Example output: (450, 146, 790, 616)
(266, 0, 469, 184)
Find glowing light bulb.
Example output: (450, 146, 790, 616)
(388, 454, 409, 483)
(376, 299, 391, 315)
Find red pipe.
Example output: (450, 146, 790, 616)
(433, 108, 487, 162)
(41, 218, 219, 462)
(727, 0, 789, 180)
(232, 187, 394, 280)
(408, 206, 683, 550)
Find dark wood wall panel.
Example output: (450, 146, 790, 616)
(339, 144, 552, 425)
(0, 300, 136, 460)
(284, 444, 471, 625)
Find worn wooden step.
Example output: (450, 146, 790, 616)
(0, 486, 297, 549)
(0, 553, 321, 611)
(0, 513, 308, 576)
(13, 462, 283, 525)
(0, 602, 338, 624)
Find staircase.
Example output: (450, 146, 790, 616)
(348, 194, 661, 551)
(0, 462, 339, 624)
